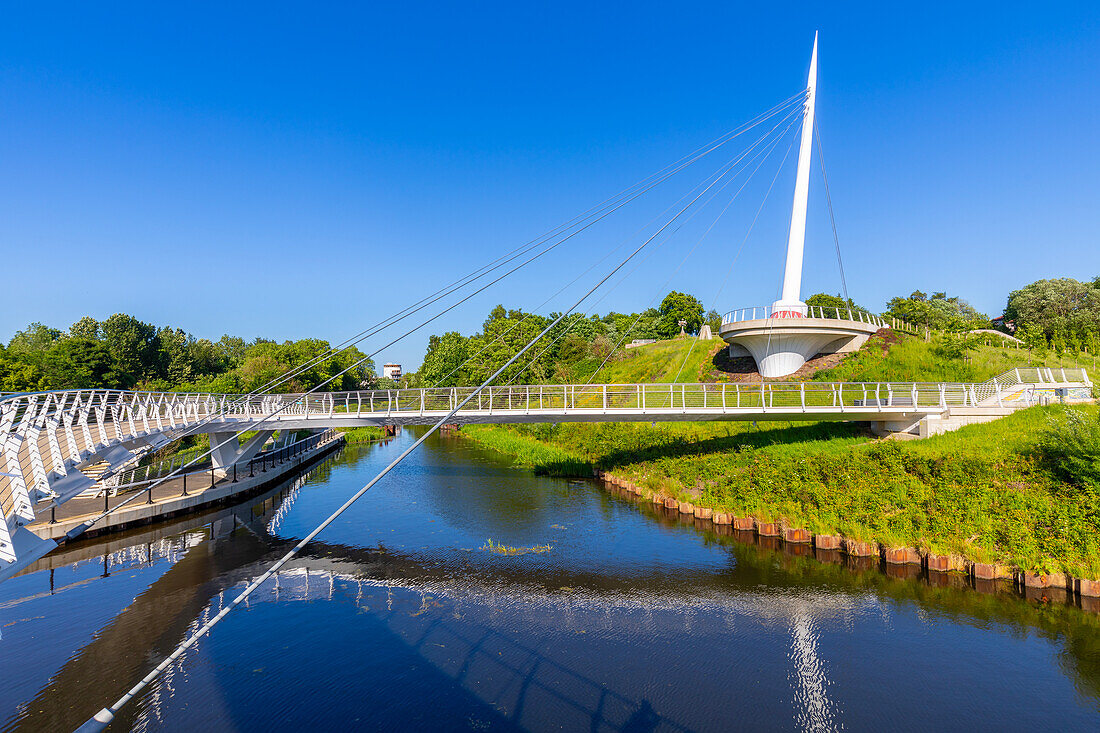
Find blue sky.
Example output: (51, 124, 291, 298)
(2, 2, 1098, 370)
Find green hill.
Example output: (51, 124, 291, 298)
(573, 337, 727, 384)
(578, 331, 1097, 385)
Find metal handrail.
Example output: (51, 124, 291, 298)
(1, 370, 1091, 532)
(720, 305, 888, 328)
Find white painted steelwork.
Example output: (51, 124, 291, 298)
(722, 306, 887, 327)
(1, 366, 1090, 579)
(776, 31, 818, 313)
(720, 35, 911, 378)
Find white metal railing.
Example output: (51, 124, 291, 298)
(721, 305, 889, 328)
(0, 366, 1092, 570)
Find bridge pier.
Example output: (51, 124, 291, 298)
(207, 430, 274, 473)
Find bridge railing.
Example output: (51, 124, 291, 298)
(287, 378, 1080, 417)
(1, 369, 1092, 570)
(721, 305, 889, 328)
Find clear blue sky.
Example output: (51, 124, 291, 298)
(2, 2, 1098, 371)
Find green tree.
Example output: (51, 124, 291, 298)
(69, 316, 101, 340)
(884, 291, 988, 332)
(155, 327, 195, 384)
(1004, 277, 1100, 342)
(657, 291, 704, 339)
(418, 331, 470, 387)
(805, 293, 871, 316)
(704, 309, 722, 335)
(101, 313, 158, 387)
(43, 337, 113, 388)
(7, 323, 62, 367)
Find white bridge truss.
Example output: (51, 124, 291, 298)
(0, 367, 1090, 578)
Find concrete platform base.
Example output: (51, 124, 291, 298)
(719, 316, 881, 378)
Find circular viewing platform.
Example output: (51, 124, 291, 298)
(718, 305, 888, 378)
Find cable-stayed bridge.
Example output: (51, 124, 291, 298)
(3, 34, 1095, 731)
(1, 366, 1091, 579)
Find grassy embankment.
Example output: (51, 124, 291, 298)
(340, 426, 387, 444)
(571, 337, 728, 383)
(569, 332, 1098, 385)
(461, 334, 1100, 578)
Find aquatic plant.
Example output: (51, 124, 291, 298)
(481, 538, 553, 556)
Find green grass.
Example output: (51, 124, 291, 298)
(463, 406, 1100, 578)
(340, 426, 387, 444)
(565, 331, 1098, 386)
(812, 332, 1099, 384)
(572, 337, 727, 384)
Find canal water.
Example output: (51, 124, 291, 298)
(2, 429, 1099, 732)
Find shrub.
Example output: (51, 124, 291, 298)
(1041, 407, 1100, 487)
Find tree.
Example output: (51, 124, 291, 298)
(43, 337, 113, 388)
(657, 291, 704, 339)
(704, 309, 722, 335)
(7, 323, 62, 366)
(216, 335, 249, 364)
(805, 293, 871, 316)
(101, 313, 158, 387)
(1003, 277, 1100, 342)
(884, 291, 988, 332)
(418, 331, 470, 387)
(69, 316, 101, 340)
(155, 327, 195, 384)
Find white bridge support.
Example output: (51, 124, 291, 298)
(0, 367, 1090, 580)
(719, 34, 893, 378)
(208, 430, 275, 473)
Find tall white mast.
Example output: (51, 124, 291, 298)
(776, 32, 818, 311)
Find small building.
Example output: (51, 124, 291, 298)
(382, 363, 402, 380)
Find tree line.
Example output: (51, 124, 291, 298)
(0, 313, 374, 394)
(879, 276, 1100, 354)
(416, 292, 709, 387)
(3, 275, 1095, 393)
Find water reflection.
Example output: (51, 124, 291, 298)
(1, 433, 1098, 732)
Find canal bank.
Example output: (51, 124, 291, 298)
(457, 406, 1100, 598)
(4, 428, 1100, 732)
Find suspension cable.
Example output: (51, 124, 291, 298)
(669, 121, 802, 382)
(233, 90, 811, 396)
(814, 119, 849, 305)
(74, 139, 741, 731)
(63, 96, 808, 542)
(503, 105, 804, 385)
(593, 113, 802, 384)
(422, 96, 807, 387)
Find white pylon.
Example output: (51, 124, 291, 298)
(774, 31, 818, 314)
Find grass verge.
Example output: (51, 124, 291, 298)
(462, 406, 1100, 578)
(341, 426, 387, 444)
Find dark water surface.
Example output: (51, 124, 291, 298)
(2, 430, 1099, 732)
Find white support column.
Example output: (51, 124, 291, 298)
(775, 32, 818, 312)
(208, 430, 274, 471)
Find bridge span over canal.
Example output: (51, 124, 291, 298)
(1, 366, 1091, 579)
